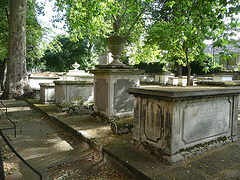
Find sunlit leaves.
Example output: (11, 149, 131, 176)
(53, 0, 153, 53)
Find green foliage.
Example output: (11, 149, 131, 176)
(26, 0, 48, 71)
(127, 39, 163, 65)
(0, 0, 9, 61)
(182, 54, 223, 75)
(53, 0, 153, 54)
(146, 0, 239, 82)
(0, 0, 47, 71)
(134, 62, 165, 73)
(42, 36, 97, 72)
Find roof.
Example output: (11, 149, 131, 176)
(203, 42, 240, 55)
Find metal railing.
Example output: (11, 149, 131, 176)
(0, 100, 42, 180)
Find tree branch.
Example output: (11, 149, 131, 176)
(5, 7, 9, 23)
(125, 8, 145, 38)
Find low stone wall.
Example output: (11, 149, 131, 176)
(128, 86, 240, 165)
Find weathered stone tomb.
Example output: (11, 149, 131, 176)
(128, 86, 239, 165)
(91, 65, 144, 120)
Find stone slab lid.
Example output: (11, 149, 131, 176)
(39, 83, 55, 87)
(91, 68, 144, 75)
(29, 72, 59, 78)
(128, 86, 240, 100)
(54, 80, 94, 85)
(66, 70, 93, 77)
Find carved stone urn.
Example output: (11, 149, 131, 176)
(107, 35, 126, 66)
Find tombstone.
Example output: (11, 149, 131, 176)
(91, 65, 144, 120)
(128, 86, 240, 165)
(139, 74, 148, 84)
(29, 72, 59, 98)
(54, 63, 94, 110)
(40, 83, 55, 103)
(97, 53, 113, 65)
(54, 81, 94, 110)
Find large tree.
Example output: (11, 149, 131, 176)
(2, 0, 32, 99)
(0, 0, 46, 96)
(146, 0, 240, 84)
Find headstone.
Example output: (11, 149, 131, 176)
(29, 72, 59, 98)
(97, 53, 113, 65)
(178, 76, 187, 86)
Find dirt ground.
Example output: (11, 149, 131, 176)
(0, 100, 129, 179)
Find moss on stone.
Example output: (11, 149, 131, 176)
(91, 111, 109, 123)
(110, 117, 133, 134)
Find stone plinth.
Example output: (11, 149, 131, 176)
(54, 81, 94, 109)
(91, 66, 144, 120)
(128, 86, 240, 165)
(40, 83, 55, 103)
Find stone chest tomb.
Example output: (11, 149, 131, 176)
(128, 86, 240, 165)
(91, 66, 143, 120)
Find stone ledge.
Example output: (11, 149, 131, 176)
(128, 86, 240, 100)
(53, 80, 94, 85)
(90, 68, 144, 75)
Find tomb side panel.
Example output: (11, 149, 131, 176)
(113, 79, 136, 113)
(232, 95, 239, 137)
(181, 97, 231, 145)
(55, 84, 64, 106)
(68, 84, 93, 103)
(139, 97, 173, 153)
(95, 78, 108, 112)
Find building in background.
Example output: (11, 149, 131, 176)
(204, 43, 240, 70)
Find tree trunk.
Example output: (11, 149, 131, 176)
(2, 0, 32, 99)
(0, 59, 7, 91)
(185, 47, 191, 85)
(176, 64, 182, 76)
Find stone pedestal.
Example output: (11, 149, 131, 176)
(128, 86, 240, 165)
(40, 83, 55, 103)
(91, 66, 144, 119)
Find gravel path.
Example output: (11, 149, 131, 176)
(0, 100, 128, 179)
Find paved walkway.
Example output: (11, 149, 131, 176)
(0, 98, 240, 179)
(0, 100, 127, 179)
